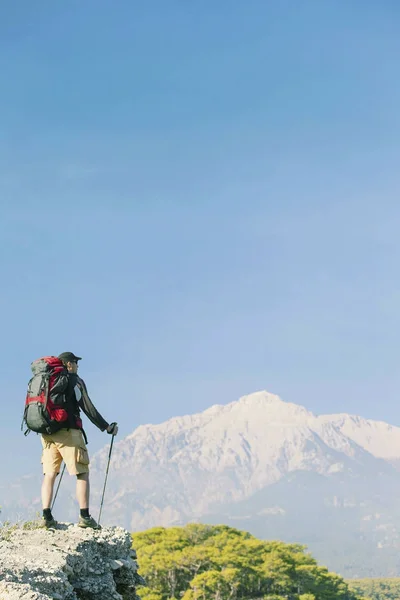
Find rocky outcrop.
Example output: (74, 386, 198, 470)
(0, 523, 145, 600)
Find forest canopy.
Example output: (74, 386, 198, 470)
(133, 524, 365, 600)
(347, 578, 400, 600)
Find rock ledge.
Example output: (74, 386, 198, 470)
(0, 523, 144, 600)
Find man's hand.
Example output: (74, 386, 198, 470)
(107, 422, 118, 436)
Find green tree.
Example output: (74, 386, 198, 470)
(133, 524, 363, 600)
(138, 587, 163, 600)
(182, 570, 231, 600)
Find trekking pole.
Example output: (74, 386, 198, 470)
(51, 463, 66, 512)
(98, 430, 116, 525)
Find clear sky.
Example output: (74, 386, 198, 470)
(1, 1, 400, 482)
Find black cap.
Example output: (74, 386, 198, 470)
(58, 352, 82, 363)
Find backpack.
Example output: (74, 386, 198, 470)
(22, 356, 70, 435)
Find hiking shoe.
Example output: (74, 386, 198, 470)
(77, 515, 101, 530)
(40, 517, 58, 529)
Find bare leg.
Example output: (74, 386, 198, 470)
(41, 473, 58, 509)
(76, 472, 90, 509)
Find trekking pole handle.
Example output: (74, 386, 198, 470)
(107, 422, 118, 436)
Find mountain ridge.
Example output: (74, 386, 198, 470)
(88, 389, 400, 523)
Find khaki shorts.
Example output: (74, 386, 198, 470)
(41, 428, 89, 476)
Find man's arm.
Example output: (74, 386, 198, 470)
(76, 377, 109, 432)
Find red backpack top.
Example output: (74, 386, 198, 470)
(23, 356, 70, 435)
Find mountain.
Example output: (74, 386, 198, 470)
(3, 390, 400, 578)
(88, 391, 397, 521)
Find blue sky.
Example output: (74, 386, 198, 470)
(1, 1, 400, 482)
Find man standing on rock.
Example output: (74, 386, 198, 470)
(41, 352, 118, 529)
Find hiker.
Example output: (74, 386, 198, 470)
(40, 352, 118, 529)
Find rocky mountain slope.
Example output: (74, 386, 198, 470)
(87, 391, 398, 527)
